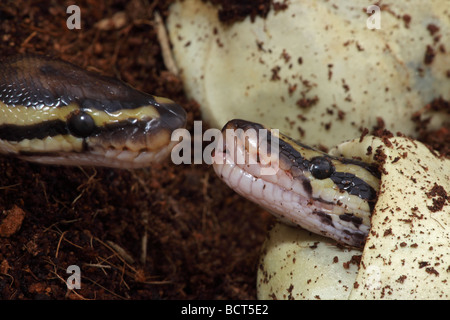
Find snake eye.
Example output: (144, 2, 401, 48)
(67, 111, 96, 138)
(310, 157, 334, 179)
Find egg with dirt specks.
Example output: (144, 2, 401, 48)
(167, 0, 449, 150)
(257, 136, 449, 300)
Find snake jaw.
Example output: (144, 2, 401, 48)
(214, 143, 368, 247)
(84, 101, 185, 168)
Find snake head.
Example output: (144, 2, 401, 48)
(0, 54, 186, 168)
(212, 119, 380, 248)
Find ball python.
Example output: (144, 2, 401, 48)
(256, 134, 449, 299)
(0, 54, 186, 168)
(0, 54, 380, 249)
(212, 119, 449, 299)
(212, 119, 381, 248)
(0, 54, 447, 299)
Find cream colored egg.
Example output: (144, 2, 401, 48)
(257, 136, 449, 299)
(257, 223, 360, 300)
(167, 0, 450, 149)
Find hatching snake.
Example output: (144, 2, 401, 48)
(0, 54, 380, 247)
(212, 120, 380, 247)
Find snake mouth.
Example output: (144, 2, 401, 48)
(83, 102, 186, 168)
(213, 119, 280, 175)
(17, 141, 179, 168)
(212, 119, 377, 248)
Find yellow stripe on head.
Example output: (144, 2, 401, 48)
(0, 101, 160, 127)
(87, 105, 160, 126)
(0, 101, 79, 126)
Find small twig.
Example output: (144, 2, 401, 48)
(82, 277, 127, 300)
(0, 183, 21, 190)
(140, 210, 149, 265)
(94, 237, 137, 272)
(40, 181, 49, 204)
(54, 230, 84, 258)
(0, 273, 14, 288)
(42, 218, 81, 233)
(83, 263, 112, 270)
(72, 168, 98, 206)
(21, 31, 37, 48)
(154, 11, 179, 75)
(55, 231, 67, 259)
(106, 240, 135, 264)
(119, 263, 130, 290)
(201, 172, 219, 230)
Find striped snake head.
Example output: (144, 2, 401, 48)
(213, 119, 380, 247)
(0, 55, 186, 168)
